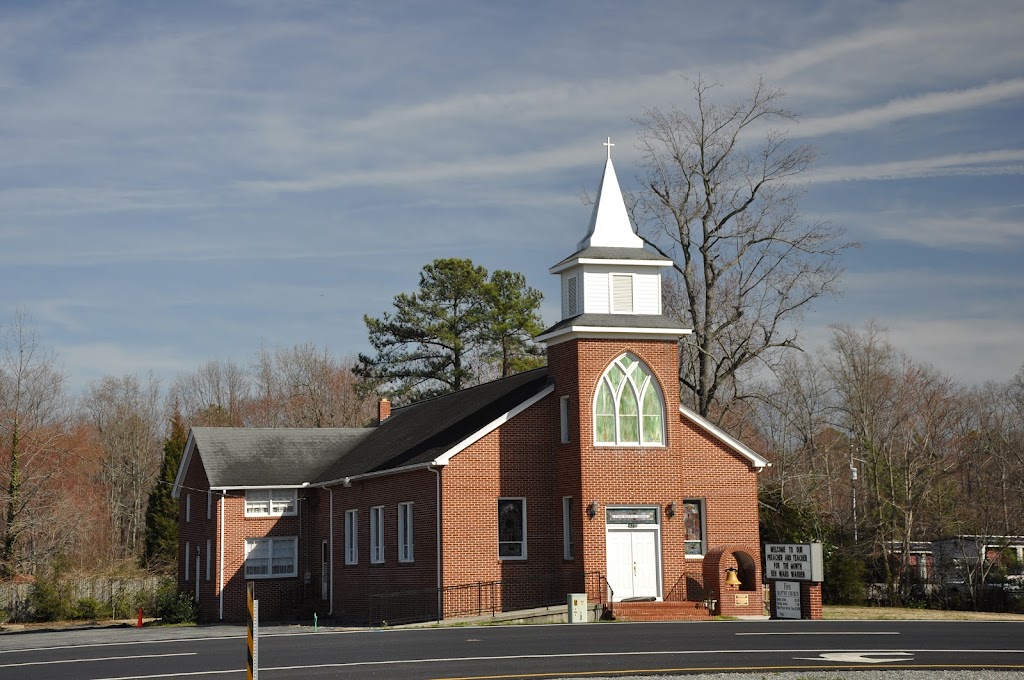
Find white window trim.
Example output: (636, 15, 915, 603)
(184, 541, 190, 581)
(244, 488, 298, 518)
(498, 497, 527, 561)
(563, 496, 573, 560)
(594, 352, 666, 447)
(244, 536, 298, 579)
(370, 506, 385, 564)
(398, 502, 414, 563)
(344, 509, 358, 565)
(559, 396, 570, 443)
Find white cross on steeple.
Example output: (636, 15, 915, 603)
(604, 136, 614, 160)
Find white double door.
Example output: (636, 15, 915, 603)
(606, 528, 660, 601)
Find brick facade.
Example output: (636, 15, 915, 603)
(179, 332, 765, 623)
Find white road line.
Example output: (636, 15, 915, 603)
(80, 647, 1024, 680)
(0, 651, 195, 668)
(0, 637, 237, 654)
(0, 628, 356, 655)
(95, 670, 239, 680)
(736, 631, 900, 635)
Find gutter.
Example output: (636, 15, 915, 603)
(218, 490, 225, 620)
(431, 465, 442, 622)
(328, 488, 334, 616)
(315, 460, 447, 488)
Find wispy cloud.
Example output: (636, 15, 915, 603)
(807, 149, 1024, 184)
(792, 79, 1024, 138)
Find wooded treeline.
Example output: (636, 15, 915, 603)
(750, 322, 1024, 609)
(0, 310, 379, 580)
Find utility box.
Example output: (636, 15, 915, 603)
(567, 593, 588, 623)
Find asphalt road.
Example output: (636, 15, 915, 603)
(1, 619, 1023, 679)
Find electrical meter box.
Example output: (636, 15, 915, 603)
(567, 593, 588, 623)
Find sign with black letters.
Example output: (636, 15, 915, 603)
(764, 543, 823, 582)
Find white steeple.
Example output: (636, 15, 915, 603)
(576, 138, 644, 251)
(535, 138, 691, 346)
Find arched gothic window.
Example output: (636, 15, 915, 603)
(594, 353, 664, 446)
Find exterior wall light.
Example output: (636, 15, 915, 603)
(665, 501, 677, 518)
(587, 501, 598, 518)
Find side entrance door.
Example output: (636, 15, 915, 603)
(321, 540, 329, 601)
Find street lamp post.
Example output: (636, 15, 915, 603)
(850, 447, 858, 543)
(850, 446, 868, 544)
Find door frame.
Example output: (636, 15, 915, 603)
(604, 506, 663, 601)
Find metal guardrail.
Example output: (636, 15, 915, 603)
(367, 571, 611, 626)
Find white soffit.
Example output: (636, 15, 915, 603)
(536, 326, 692, 344)
(171, 430, 196, 499)
(549, 258, 671, 274)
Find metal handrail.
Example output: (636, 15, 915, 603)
(367, 571, 610, 626)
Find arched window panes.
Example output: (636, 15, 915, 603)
(594, 353, 664, 446)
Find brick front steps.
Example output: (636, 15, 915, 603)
(611, 600, 714, 621)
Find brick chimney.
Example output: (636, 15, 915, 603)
(378, 398, 391, 424)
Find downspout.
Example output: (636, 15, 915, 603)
(219, 490, 225, 620)
(431, 465, 442, 622)
(328, 487, 334, 616)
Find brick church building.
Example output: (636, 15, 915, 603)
(172, 145, 769, 624)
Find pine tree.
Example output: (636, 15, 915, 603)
(480, 269, 545, 378)
(356, 258, 544, 403)
(143, 410, 187, 569)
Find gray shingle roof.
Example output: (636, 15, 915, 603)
(193, 427, 372, 488)
(552, 246, 671, 269)
(315, 368, 553, 483)
(538, 313, 690, 338)
(188, 369, 554, 489)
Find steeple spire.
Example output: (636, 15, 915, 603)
(577, 138, 644, 251)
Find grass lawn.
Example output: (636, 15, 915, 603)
(824, 605, 1024, 621)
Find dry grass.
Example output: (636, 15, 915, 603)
(824, 605, 1024, 621)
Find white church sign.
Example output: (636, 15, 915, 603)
(774, 580, 802, 619)
(764, 543, 824, 582)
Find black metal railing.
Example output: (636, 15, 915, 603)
(367, 571, 611, 626)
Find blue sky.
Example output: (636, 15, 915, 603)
(2, 0, 1022, 394)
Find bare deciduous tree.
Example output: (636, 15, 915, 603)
(634, 76, 855, 420)
(0, 310, 72, 578)
(169, 359, 250, 426)
(253, 344, 375, 427)
(84, 373, 163, 561)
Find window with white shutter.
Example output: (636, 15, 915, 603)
(611, 274, 633, 313)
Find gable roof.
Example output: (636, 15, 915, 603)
(175, 427, 372, 494)
(679, 405, 770, 469)
(316, 368, 554, 484)
(172, 370, 555, 495)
